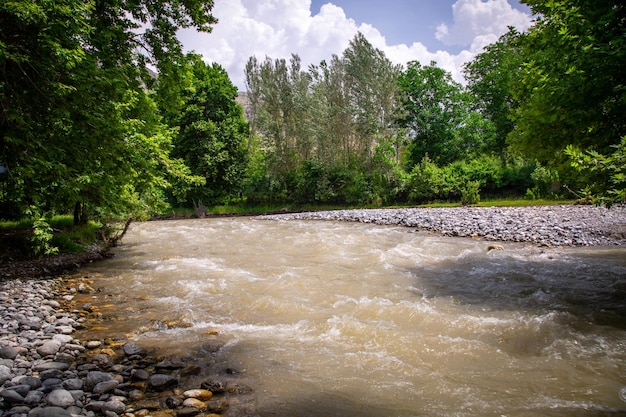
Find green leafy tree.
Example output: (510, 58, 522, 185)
(509, 0, 625, 163)
(172, 56, 249, 206)
(464, 28, 522, 153)
(397, 61, 495, 168)
(0, 0, 216, 225)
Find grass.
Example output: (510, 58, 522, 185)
(0, 215, 105, 257)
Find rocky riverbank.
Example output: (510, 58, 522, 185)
(0, 277, 255, 417)
(259, 204, 626, 247)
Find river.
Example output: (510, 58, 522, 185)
(73, 217, 626, 416)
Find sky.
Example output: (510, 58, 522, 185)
(177, 0, 535, 91)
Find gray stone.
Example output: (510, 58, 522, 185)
(122, 343, 145, 357)
(92, 379, 119, 394)
(7, 384, 31, 397)
(147, 374, 178, 391)
(84, 371, 113, 391)
(0, 344, 19, 360)
(46, 389, 75, 408)
(0, 389, 25, 403)
(18, 376, 43, 390)
(130, 368, 149, 381)
(24, 390, 45, 406)
(28, 406, 71, 417)
(51, 334, 73, 345)
(32, 362, 69, 372)
(101, 400, 126, 414)
(0, 364, 12, 384)
(62, 378, 83, 391)
(39, 369, 64, 381)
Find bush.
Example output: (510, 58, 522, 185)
(526, 163, 561, 199)
(408, 157, 457, 202)
(460, 180, 481, 205)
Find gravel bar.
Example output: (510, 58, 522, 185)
(258, 205, 626, 247)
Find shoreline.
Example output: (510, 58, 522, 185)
(258, 204, 626, 247)
(0, 276, 253, 417)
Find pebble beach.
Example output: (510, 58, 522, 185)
(260, 204, 626, 247)
(1, 204, 625, 417)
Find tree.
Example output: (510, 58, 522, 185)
(342, 33, 402, 167)
(509, 0, 625, 164)
(464, 28, 522, 154)
(397, 61, 495, 168)
(171, 56, 249, 206)
(0, 0, 216, 224)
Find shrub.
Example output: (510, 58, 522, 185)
(460, 180, 481, 205)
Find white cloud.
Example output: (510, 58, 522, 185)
(436, 0, 533, 52)
(177, 0, 532, 90)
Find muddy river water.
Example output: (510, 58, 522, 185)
(74, 217, 626, 416)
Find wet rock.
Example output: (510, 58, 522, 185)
(207, 398, 229, 414)
(182, 397, 208, 410)
(183, 389, 212, 401)
(122, 343, 146, 357)
(155, 356, 186, 369)
(201, 378, 226, 394)
(226, 383, 253, 395)
(147, 374, 178, 391)
(134, 398, 162, 410)
(130, 368, 150, 381)
(176, 407, 202, 417)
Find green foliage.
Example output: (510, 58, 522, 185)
(565, 136, 626, 206)
(244, 34, 402, 205)
(408, 157, 456, 202)
(0, 0, 216, 232)
(509, 0, 625, 163)
(30, 217, 58, 256)
(168, 56, 248, 206)
(397, 61, 496, 168)
(526, 163, 561, 200)
(464, 29, 522, 153)
(460, 181, 481, 206)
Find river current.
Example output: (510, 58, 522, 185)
(74, 217, 626, 416)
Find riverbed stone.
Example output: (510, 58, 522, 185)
(182, 397, 208, 410)
(32, 361, 69, 372)
(84, 371, 114, 390)
(46, 388, 75, 408)
(176, 407, 202, 417)
(24, 389, 45, 405)
(92, 379, 119, 394)
(259, 205, 626, 247)
(183, 389, 212, 401)
(147, 374, 178, 391)
(0, 388, 26, 403)
(0, 344, 19, 360)
(101, 399, 126, 414)
(122, 343, 146, 357)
